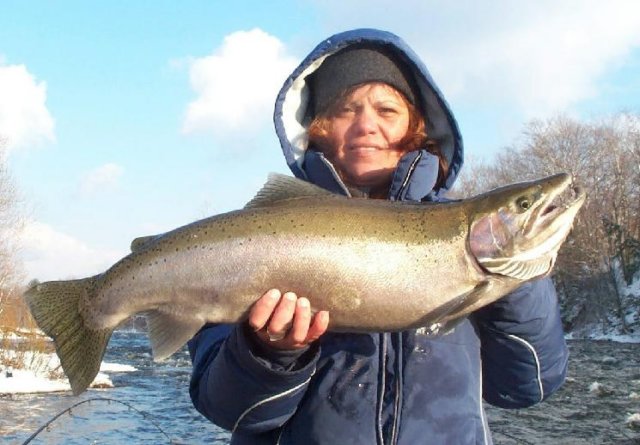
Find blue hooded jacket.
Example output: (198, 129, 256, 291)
(188, 29, 568, 445)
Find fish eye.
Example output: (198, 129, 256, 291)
(517, 196, 532, 211)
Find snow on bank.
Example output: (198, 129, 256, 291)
(627, 413, 640, 430)
(565, 331, 640, 343)
(0, 351, 136, 395)
(565, 267, 640, 344)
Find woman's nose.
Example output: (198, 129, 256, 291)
(353, 107, 377, 133)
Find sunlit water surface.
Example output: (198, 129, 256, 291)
(1, 332, 639, 444)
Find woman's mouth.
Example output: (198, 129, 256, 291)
(349, 145, 383, 154)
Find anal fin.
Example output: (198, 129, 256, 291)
(145, 311, 204, 360)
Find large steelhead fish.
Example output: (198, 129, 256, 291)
(26, 173, 585, 394)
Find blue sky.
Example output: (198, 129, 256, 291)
(1, 0, 639, 281)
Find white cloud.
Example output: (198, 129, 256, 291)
(436, 1, 640, 116)
(312, 0, 640, 117)
(19, 221, 122, 282)
(182, 28, 298, 136)
(79, 163, 124, 196)
(0, 63, 55, 152)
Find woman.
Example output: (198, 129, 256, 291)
(188, 29, 568, 445)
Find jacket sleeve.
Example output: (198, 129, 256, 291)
(187, 322, 320, 434)
(473, 276, 569, 408)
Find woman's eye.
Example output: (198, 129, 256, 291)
(337, 106, 355, 115)
(379, 107, 398, 115)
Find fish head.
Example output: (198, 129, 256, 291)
(468, 173, 586, 281)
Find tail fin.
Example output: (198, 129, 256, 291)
(24, 277, 112, 395)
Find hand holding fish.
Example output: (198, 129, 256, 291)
(249, 289, 330, 350)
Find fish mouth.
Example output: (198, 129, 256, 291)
(508, 178, 586, 277)
(532, 180, 586, 234)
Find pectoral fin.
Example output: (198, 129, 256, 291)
(417, 281, 490, 333)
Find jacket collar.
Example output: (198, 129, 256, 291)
(301, 149, 440, 202)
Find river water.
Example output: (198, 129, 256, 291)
(1, 331, 639, 444)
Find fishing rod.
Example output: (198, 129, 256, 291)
(21, 396, 185, 444)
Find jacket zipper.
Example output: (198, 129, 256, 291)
(393, 152, 423, 201)
(389, 333, 403, 444)
(318, 154, 353, 197)
(384, 152, 420, 444)
(377, 333, 403, 445)
(376, 333, 387, 445)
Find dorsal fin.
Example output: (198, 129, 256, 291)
(244, 173, 340, 209)
(130, 235, 159, 253)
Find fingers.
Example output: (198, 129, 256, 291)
(307, 310, 330, 343)
(288, 300, 329, 345)
(267, 292, 297, 339)
(248, 289, 281, 331)
(289, 297, 312, 344)
(249, 289, 329, 350)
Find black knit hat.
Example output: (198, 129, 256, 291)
(306, 43, 418, 117)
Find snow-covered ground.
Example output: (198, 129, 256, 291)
(0, 349, 136, 395)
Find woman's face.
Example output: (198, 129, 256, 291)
(325, 83, 410, 190)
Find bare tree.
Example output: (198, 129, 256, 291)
(0, 137, 25, 328)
